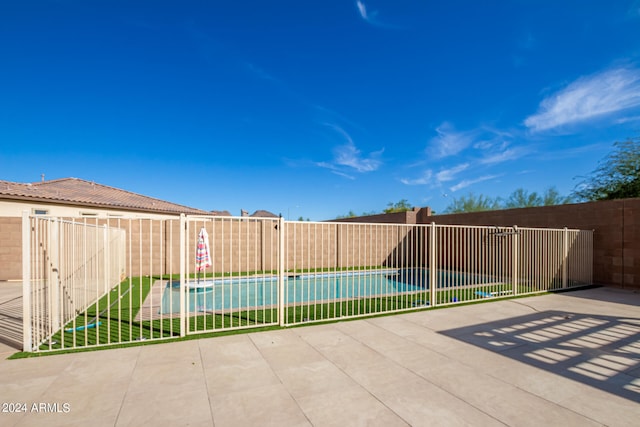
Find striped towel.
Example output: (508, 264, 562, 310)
(195, 227, 212, 271)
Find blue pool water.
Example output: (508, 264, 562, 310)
(159, 268, 489, 314)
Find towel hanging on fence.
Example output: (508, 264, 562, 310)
(195, 227, 212, 272)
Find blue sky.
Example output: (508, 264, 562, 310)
(2, 1, 640, 220)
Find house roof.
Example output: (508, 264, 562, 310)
(250, 210, 279, 218)
(0, 177, 209, 215)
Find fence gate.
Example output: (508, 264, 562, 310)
(181, 215, 282, 335)
(22, 213, 593, 353)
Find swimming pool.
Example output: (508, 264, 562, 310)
(159, 268, 494, 314)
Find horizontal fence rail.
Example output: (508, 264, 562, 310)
(22, 213, 594, 352)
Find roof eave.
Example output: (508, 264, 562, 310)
(0, 194, 207, 215)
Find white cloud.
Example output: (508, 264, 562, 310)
(317, 124, 383, 176)
(401, 170, 433, 186)
(479, 147, 526, 165)
(355, 0, 400, 29)
(524, 66, 640, 132)
(615, 115, 640, 124)
(435, 163, 469, 182)
(401, 163, 469, 186)
(401, 124, 528, 188)
(356, 1, 369, 21)
(325, 123, 355, 145)
(333, 171, 356, 180)
(450, 175, 499, 192)
(315, 161, 355, 180)
(473, 139, 494, 150)
(428, 122, 475, 158)
(401, 124, 527, 187)
(334, 142, 383, 172)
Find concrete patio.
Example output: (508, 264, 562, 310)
(0, 285, 638, 426)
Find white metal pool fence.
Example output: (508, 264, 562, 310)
(22, 213, 593, 352)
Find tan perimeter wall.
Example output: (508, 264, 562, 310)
(332, 207, 433, 225)
(430, 198, 640, 290)
(0, 217, 22, 281)
(284, 222, 428, 271)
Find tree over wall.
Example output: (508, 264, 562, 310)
(443, 187, 573, 213)
(574, 137, 640, 201)
(336, 200, 413, 219)
(383, 199, 412, 213)
(443, 193, 501, 213)
(542, 187, 574, 205)
(335, 210, 358, 219)
(504, 188, 541, 209)
(504, 187, 574, 209)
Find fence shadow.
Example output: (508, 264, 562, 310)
(0, 295, 23, 350)
(440, 310, 640, 403)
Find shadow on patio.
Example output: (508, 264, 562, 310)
(0, 293, 22, 350)
(441, 309, 640, 403)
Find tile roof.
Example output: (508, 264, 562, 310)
(0, 177, 209, 215)
(250, 210, 279, 218)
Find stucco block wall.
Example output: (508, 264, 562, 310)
(430, 198, 640, 290)
(333, 207, 432, 225)
(0, 217, 22, 281)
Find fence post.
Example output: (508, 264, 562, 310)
(179, 214, 186, 337)
(22, 211, 32, 351)
(512, 225, 518, 296)
(50, 218, 60, 332)
(562, 227, 568, 289)
(589, 230, 594, 285)
(278, 216, 286, 326)
(429, 222, 437, 307)
(103, 224, 109, 295)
